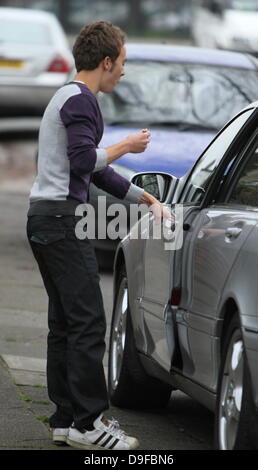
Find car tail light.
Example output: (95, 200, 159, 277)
(171, 288, 181, 306)
(47, 55, 71, 73)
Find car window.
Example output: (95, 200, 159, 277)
(179, 108, 254, 205)
(98, 62, 258, 131)
(0, 20, 52, 46)
(228, 139, 258, 207)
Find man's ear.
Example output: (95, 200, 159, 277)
(103, 56, 112, 72)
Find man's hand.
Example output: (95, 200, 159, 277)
(106, 129, 151, 164)
(150, 202, 174, 225)
(139, 191, 174, 224)
(125, 129, 151, 154)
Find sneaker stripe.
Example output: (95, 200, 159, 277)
(109, 438, 120, 450)
(93, 431, 108, 445)
(99, 434, 114, 448)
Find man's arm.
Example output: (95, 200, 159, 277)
(92, 167, 172, 222)
(60, 91, 160, 206)
(105, 130, 150, 164)
(60, 92, 150, 175)
(92, 166, 144, 202)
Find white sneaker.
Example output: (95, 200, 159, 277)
(51, 427, 69, 446)
(66, 414, 139, 450)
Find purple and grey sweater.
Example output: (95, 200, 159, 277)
(28, 81, 144, 215)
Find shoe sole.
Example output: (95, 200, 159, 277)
(66, 437, 139, 450)
(53, 439, 68, 446)
(51, 429, 69, 446)
(53, 435, 69, 446)
(66, 437, 109, 450)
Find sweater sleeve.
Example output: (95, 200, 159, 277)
(60, 91, 144, 203)
(60, 93, 108, 175)
(92, 166, 144, 202)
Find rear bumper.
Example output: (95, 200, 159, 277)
(0, 84, 57, 114)
(0, 73, 67, 114)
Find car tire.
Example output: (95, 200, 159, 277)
(214, 315, 258, 450)
(108, 267, 172, 409)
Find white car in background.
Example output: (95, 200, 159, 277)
(0, 7, 74, 116)
(191, 0, 258, 56)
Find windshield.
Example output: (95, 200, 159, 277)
(98, 61, 258, 131)
(0, 19, 52, 45)
(228, 0, 258, 11)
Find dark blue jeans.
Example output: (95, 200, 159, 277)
(27, 215, 109, 429)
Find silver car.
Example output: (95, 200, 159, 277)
(0, 7, 74, 115)
(109, 101, 258, 450)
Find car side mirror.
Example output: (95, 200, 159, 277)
(131, 172, 177, 203)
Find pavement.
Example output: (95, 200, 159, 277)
(0, 353, 110, 450)
(0, 350, 213, 451)
(0, 356, 57, 450)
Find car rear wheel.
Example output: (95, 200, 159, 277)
(108, 268, 172, 409)
(215, 316, 258, 449)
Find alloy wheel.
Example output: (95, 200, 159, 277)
(218, 330, 244, 450)
(110, 277, 128, 391)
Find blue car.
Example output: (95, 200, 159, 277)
(90, 43, 258, 256)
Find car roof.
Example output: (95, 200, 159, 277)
(126, 43, 257, 70)
(0, 7, 57, 23)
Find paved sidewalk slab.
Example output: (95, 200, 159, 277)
(1, 354, 108, 387)
(0, 359, 54, 449)
(1, 354, 47, 386)
(0, 308, 48, 328)
(2, 354, 46, 371)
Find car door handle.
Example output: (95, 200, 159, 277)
(165, 221, 190, 232)
(225, 227, 242, 240)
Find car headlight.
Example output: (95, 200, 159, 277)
(110, 163, 136, 181)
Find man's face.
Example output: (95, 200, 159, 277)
(100, 46, 126, 93)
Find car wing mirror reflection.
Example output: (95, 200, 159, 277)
(131, 171, 178, 203)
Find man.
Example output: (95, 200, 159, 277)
(27, 21, 169, 450)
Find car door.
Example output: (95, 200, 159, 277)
(140, 107, 256, 373)
(176, 118, 258, 392)
(139, 203, 190, 371)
